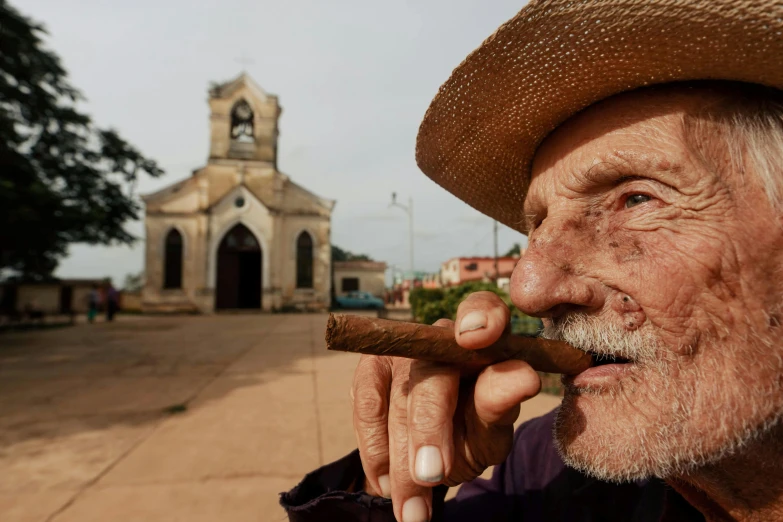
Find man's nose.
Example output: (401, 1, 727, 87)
(510, 225, 604, 318)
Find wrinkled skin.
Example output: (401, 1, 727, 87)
(352, 87, 783, 522)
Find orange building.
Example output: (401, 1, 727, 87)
(439, 256, 521, 287)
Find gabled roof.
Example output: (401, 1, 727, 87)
(208, 72, 274, 103)
(204, 182, 267, 213)
(142, 167, 335, 217)
(284, 176, 336, 212)
(141, 177, 193, 203)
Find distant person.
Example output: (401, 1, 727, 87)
(87, 284, 99, 323)
(105, 283, 119, 322)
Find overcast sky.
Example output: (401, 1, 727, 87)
(21, 0, 531, 286)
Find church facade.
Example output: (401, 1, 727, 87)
(141, 74, 335, 313)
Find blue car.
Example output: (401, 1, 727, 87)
(335, 291, 385, 310)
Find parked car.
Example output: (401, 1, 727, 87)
(334, 291, 385, 310)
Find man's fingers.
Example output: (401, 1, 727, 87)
(445, 361, 540, 478)
(387, 360, 433, 522)
(473, 359, 541, 426)
(454, 291, 510, 350)
(432, 318, 454, 329)
(407, 360, 459, 487)
(352, 355, 393, 498)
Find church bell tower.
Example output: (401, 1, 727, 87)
(207, 73, 281, 167)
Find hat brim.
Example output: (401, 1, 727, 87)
(415, 0, 783, 233)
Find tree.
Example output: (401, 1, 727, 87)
(123, 271, 144, 292)
(0, 1, 164, 281)
(331, 245, 372, 262)
(504, 243, 522, 257)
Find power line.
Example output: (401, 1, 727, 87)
(470, 229, 493, 254)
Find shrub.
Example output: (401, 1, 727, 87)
(408, 287, 445, 315)
(411, 281, 542, 331)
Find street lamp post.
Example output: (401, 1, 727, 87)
(390, 192, 414, 273)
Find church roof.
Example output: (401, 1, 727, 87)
(202, 173, 335, 214)
(282, 176, 337, 212)
(140, 177, 191, 204)
(142, 166, 334, 217)
(208, 73, 275, 103)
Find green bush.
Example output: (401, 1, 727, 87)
(410, 282, 543, 332)
(408, 287, 445, 314)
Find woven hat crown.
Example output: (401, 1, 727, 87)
(415, 0, 783, 232)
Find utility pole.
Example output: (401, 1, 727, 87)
(493, 220, 499, 282)
(390, 193, 414, 273)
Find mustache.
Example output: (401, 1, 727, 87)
(539, 313, 661, 362)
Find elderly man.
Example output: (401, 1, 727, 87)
(281, 0, 783, 520)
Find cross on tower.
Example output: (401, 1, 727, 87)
(235, 53, 255, 71)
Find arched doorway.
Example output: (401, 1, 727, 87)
(215, 223, 262, 310)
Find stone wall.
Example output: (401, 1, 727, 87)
(142, 214, 206, 313)
(279, 215, 331, 311)
(17, 285, 59, 312)
(143, 185, 332, 313)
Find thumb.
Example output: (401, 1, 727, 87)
(454, 291, 511, 350)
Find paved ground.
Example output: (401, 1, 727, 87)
(0, 314, 561, 521)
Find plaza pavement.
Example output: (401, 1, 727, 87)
(0, 313, 561, 521)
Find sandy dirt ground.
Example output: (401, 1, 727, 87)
(0, 313, 561, 521)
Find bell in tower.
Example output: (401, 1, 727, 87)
(230, 100, 254, 143)
(207, 73, 281, 166)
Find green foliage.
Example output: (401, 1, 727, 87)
(122, 271, 144, 292)
(503, 243, 522, 257)
(331, 245, 373, 262)
(407, 287, 444, 313)
(410, 282, 543, 332)
(0, 1, 164, 281)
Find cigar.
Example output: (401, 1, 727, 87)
(325, 313, 592, 375)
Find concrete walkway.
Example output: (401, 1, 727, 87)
(0, 314, 561, 521)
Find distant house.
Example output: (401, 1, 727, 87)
(333, 261, 388, 297)
(420, 273, 441, 289)
(439, 256, 521, 287)
(0, 279, 105, 315)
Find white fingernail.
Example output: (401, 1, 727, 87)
(402, 496, 429, 522)
(459, 311, 487, 334)
(377, 474, 391, 498)
(414, 445, 444, 483)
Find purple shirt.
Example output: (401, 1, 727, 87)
(280, 409, 705, 521)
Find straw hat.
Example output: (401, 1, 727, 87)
(415, 0, 783, 233)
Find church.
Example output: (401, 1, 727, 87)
(141, 73, 335, 313)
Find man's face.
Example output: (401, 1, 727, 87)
(510, 88, 783, 481)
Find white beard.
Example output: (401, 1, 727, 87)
(541, 313, 783, 483)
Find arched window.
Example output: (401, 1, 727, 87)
(230, 100, 254, 143)
(296, 232, 314, 289)
(163, 229, 183, 289)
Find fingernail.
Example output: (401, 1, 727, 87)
(459, 311, 487, 334)
(377, 474, 391, 498)
(414, 445, 444, 483)
(402, 496, 429, 522)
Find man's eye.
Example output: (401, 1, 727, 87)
(624, 194, 651, 208)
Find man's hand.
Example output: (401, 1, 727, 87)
(350, 292, 542, 522)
